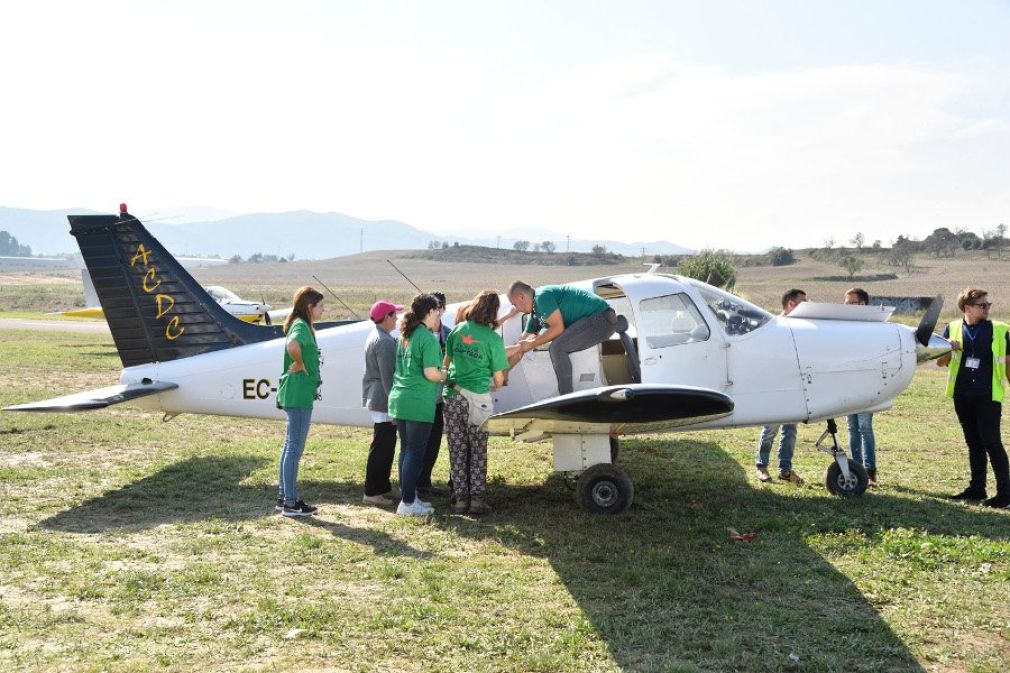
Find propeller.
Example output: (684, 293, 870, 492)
(259, 289, 273, 325)
(915, 294, 943, 346)
(914, 294, 951, 363)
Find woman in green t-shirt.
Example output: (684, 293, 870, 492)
(443, 290, 510, 515)
(388, 293, 447, 516)
(276, 286, 325, 517)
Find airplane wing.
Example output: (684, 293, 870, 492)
(485, 384, 733, 436)
(4, 381, 178, 412)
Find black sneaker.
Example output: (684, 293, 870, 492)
(282, 500, 318, 517)
(948, 487, 987, 501)
(275, 498, 284, 512)
(982, 493, 1010, 508)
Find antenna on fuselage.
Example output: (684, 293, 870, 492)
(311, 275, 362, 320)
(386, 259, 424, 293)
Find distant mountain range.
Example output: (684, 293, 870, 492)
(0, 206, 694, 259)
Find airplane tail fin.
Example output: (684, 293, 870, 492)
(70, 206, 284, 367)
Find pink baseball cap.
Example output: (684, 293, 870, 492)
(369, 300, 403, 322)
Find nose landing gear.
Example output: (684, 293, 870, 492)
(815, 418, 869, 496)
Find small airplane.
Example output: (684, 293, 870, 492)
(5, 205, 951, 513)
(57, 269, 290, 324)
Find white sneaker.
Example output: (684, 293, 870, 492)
(396, 499, 434, 516)
(414, 498, 435, 513)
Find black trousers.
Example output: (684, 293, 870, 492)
(953, 395, 1009, 495)
(364, 421, 398, 496)
(417, 403, 444, 490)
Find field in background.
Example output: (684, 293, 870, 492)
(2, 318, 1010, 671)
(3, 248, 1009, 321)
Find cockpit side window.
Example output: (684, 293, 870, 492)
(688, 281, 772, 336)
(638, 293, 710, 348)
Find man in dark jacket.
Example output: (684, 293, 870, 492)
(362, 299, 402, 505)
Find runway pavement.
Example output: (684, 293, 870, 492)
(0, 318, 111, 334)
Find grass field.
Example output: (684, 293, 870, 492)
(3, 250, 1010, 671)
(3, 315, 1010, 670)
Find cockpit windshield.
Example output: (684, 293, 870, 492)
(687, 280, 772, 336)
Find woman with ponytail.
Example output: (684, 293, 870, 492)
(275, 286, 325, 517)
(387, 293, 447, 516)
(442, 290, 509, 514)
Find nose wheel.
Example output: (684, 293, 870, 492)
(816, 419, 869, 497)
(825, 459, 869, 495)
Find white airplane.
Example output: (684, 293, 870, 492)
(204, 285, 291, 325)
(5, 206, 951, 513)
(58, 269, 288, 324)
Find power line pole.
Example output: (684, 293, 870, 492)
(496, 235, 500, 249)
(566, 234, 571, 252)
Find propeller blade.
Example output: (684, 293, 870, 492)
(915, 294, 943, 347)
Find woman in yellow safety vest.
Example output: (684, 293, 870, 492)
(938, 287, 1010, 508)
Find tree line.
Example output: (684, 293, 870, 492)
(0, 230, 32, 256)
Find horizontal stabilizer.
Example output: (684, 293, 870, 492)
(5, 381, 178, 412)
(485, 384, 733, 435)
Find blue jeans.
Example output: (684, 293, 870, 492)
(396, 419, 432, 504)
(847, 412, 876, 471)
(755, 424, 797, 474)
(279, 407, 313, 504)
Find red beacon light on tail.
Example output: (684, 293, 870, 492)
(119, 203, 129, 214)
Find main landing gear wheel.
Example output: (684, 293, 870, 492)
(825, 459, 869, 496)
(576, 464, 634, 514)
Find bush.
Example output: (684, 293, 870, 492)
(678, 250, 736, 289)
(768, 247, 795, 266)
(838, 253, 864, 280)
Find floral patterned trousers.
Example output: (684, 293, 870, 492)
(444, 394, 489, 501)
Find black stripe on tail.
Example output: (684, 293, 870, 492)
(70, 210, 288, 367)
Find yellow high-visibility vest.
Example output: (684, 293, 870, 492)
(945, 319, 1009, 402)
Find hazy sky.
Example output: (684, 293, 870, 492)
(2, 0, 1009, 250)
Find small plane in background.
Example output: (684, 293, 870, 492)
(6, 205, 951, 514)
(57, 269, 290, 325)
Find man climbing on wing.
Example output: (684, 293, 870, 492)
(501, 280, 617, 395)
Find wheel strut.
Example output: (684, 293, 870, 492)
(815, 418, 851, 482)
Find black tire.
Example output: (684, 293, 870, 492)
(609, 436, 620, 463)
(824, 459, 869, 496)
(576, 464, 634, 514)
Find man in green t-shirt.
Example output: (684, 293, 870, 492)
(503, 280, 617, 394)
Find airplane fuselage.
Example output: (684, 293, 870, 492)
(119, 273, 921, 433)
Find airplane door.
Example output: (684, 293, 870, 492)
(611, 278, 730, 392)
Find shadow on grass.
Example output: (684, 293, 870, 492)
(34, 441, 1010, 671)
(38, 454, 428, 559)
(435, 437, 1010, 672)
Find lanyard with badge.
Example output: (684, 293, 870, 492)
(963, 323, 982, 371)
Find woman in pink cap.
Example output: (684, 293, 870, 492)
(361, 299, 403, 506)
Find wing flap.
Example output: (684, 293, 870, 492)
(485, 384, 733, 435)
(4, 381, 178, 412)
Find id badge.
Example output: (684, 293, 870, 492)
(965, 356, 981, 370)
